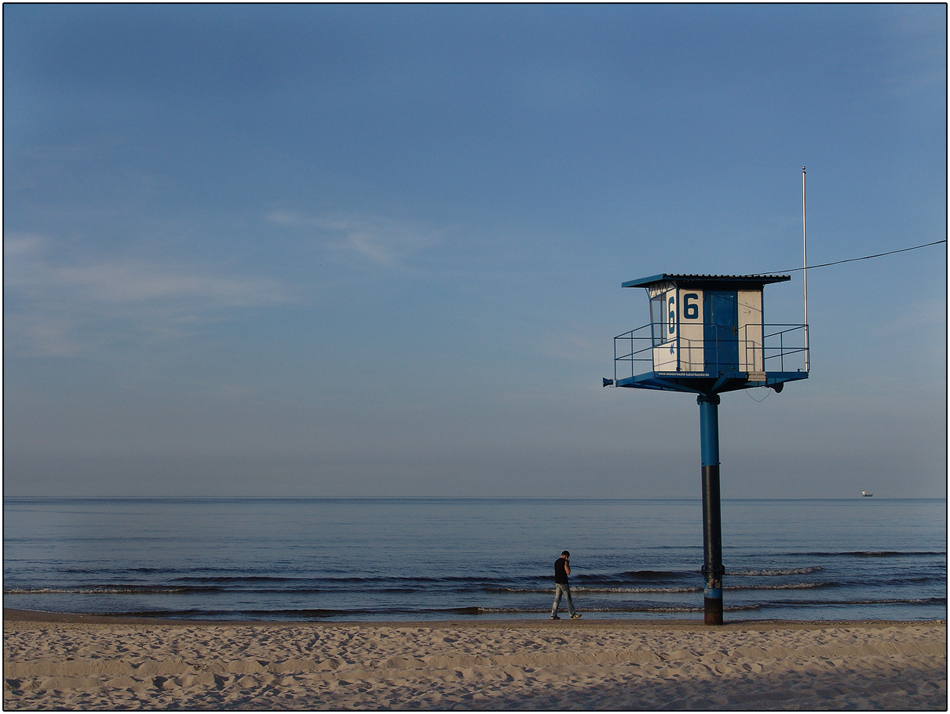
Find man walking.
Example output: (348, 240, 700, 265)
(551, 550, 581, 620)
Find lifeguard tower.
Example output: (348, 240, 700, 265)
(608, 274, 809, 624)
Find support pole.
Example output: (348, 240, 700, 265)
(698, 393, 724, 625)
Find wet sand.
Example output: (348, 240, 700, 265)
(4, 609, 946, 709)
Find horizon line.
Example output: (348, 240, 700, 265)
(3, 496, 944, 502)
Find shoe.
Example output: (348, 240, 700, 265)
(571, 613, 582, 619)
(551, 615, 560, 620)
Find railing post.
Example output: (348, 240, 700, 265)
(613, 336, 617, 383)
(804, 324, 810, 372)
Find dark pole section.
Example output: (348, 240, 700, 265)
(698, 393, 724, 625)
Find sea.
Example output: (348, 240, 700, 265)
(3, 498, 945, 623)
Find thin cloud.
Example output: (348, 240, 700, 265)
(267, 211, 441, 268)
(4, 234, 293, 355)
(47, 262, 287, 306)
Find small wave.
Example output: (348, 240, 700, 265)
(621, 570, 695, 581)
(741, 597, 947, 615)
(4, 583, 468, 597)
(724, 582, 831, 591)
(172, 575, 301, 584)
(570, 571, 694, 586)
(730, 567, 823, 576)
(848, 551, 945, 558)
(490, 586, 702, 595)
(443, 604, 763, 615)
(804, 551, 946, 558)
(778, 597, 948, 607)
(4, 586, 193, 595)
(244, 608, 365, 619)
(71, 607, 352, 621)
(575, 586, 702, 594)
(592, 604, 760, 614)
(473, 605, 704, 614)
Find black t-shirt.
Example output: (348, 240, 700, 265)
(554, 558, 569, 584)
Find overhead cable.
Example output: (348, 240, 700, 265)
(758, 239, 946, 275)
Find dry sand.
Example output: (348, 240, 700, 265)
(3, 609, 946, 710)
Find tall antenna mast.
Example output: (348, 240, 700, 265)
(802, 166, 809, 371)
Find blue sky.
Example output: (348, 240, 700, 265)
(4, 4, 945, 499)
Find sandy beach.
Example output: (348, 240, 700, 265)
(3, 610, 945, 710)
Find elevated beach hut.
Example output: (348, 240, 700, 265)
(613, 274, 809, 394)
(608, 273, 809, 624)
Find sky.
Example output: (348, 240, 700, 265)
(4, 4, 946, 499)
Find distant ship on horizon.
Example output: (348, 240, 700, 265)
(862, 491, 873, 497)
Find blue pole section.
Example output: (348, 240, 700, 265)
(699, 395, 720, 467)
(698, 393, 724, 625)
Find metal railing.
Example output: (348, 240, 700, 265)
(762, 324, 810, 374)
(614, 323, 809, 383)
(613, 323, 659, 382)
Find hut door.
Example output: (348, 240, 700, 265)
(704, 292, 738, 373)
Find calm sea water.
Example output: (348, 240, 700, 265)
(3, 498, 945, 623)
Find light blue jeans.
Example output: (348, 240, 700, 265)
(551, 582, 575, 617)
